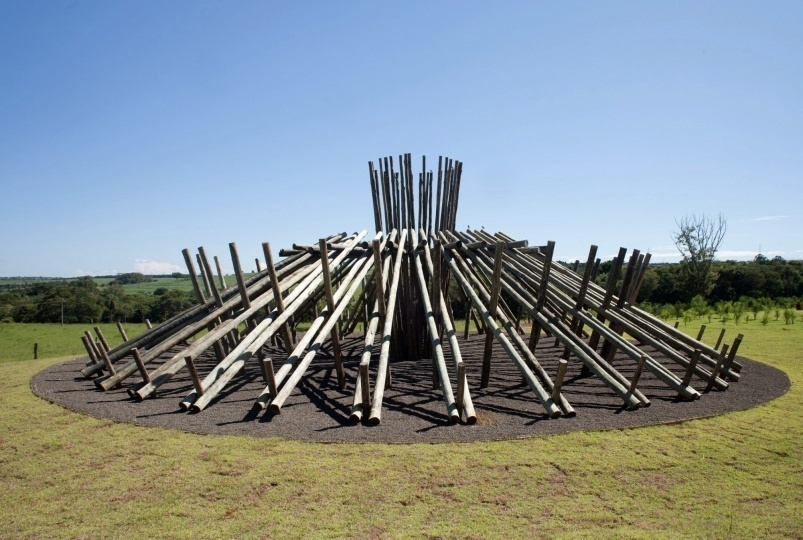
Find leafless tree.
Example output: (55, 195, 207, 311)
(672, 213, 727, 298)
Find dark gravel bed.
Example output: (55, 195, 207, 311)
(31, 333, 790, 443)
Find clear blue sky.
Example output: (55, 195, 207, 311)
(1, 1, 801, 276)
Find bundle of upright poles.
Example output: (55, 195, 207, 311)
(77, 154, 744, 426)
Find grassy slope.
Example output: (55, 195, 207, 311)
(0, 314, 800, 539)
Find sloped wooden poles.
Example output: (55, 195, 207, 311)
(260, 231, 384, 414)
(460, 228, 733, 400)
(75, 154, 748, 427)
(191, 231, 369, 412)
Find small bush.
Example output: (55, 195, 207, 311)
(761, 313, 770, 326)
(783, 309, 796, 325)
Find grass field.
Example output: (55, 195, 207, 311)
(0, 274, 257, 295)
(0, 312, 800, 539)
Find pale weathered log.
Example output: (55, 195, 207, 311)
(349, 231, 398, 422)
(412, 242, 460, 423)
(368, 229, 407, 425)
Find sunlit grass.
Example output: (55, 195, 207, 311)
(0, 313, 800, 539)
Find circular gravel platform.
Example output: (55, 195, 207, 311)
(31, 333, 790, 443)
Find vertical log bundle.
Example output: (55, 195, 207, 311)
(74, 154, 747, 428)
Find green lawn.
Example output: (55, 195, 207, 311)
(0, 312, 800, 539)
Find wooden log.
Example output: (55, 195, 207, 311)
(126, 253, 318, 398)
(527, 241, 555, 351)
(94, 326, 111, 352)
(441, 243, 561, 418)
(714, 328, 726, 350)
(682, 349, 702, 387)
(629, 355, 647, 393)
(268, 235, 386, 414)
(198, 246, 223, 306)
(551, 359, 568, 402)
(81, 335, 100, 366)
(372, 239, 386, 322)
(214, 256, 228, 289)
(229, 242, 251, 310)
(435, 156, 443, 232)
(132, 347, 150, 384)
(145, 319, 152, 329)
(262, 356, 277, 398)
(456, 238, 643, 408)
(446, 237, 574, 415)
(319, 239, 345, 390)
(97, 344, 116, 376)
(563, 244, 598, 357)
(349, 231, 398, 422)
(263, 242, 295, 353)
(481, 241, 505, 387)
(602, 249, 640, 360)
(248, 233, 369, 411)
(196, 253, 213, 299)
(116, 321, 128, 342)
(412, 243, 460, 423)
(368, 229, 407, 425)
(721, 333, 743, 379)
(707, 344, 729, 391)
(696, 325, 707, 341)
(588, 248, 627, 352)
(628, 253, 652, 303)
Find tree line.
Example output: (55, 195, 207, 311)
(0, 277, 195, 324)
(1, 256, 800, 326)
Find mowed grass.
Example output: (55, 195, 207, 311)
(0, 322, 150, 363)
(0, 313, 801, 539)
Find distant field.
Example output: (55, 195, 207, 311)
(0, 322, 149, 363)
(0, 274, 257, 295)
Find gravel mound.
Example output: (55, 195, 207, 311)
(31, 333, 790, 443)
